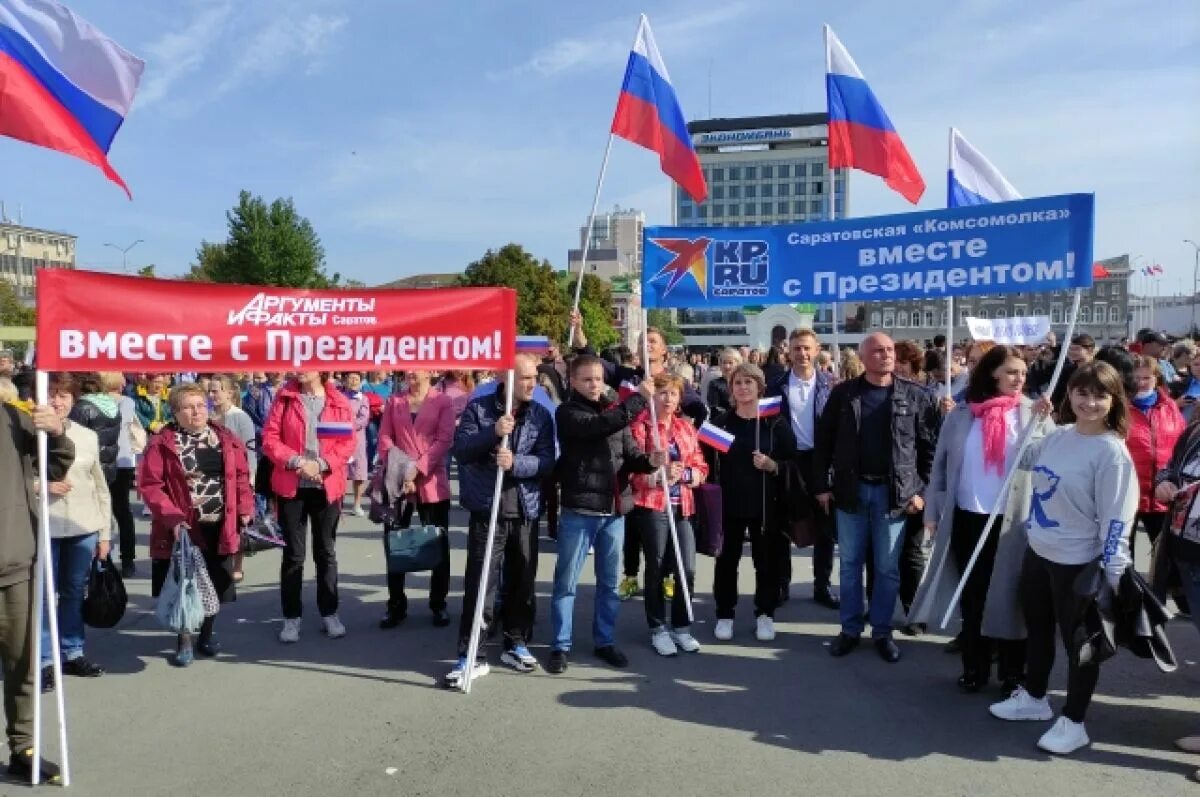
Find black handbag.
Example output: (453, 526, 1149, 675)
(241, 517, 286, 556)
(82, 557, 127, 629)
(383, 524, 446, 574)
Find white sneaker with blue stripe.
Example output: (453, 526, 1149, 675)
(500, 645, 538, 673)
(443, 656, 490, 689)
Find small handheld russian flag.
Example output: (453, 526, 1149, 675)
(315, 420, 354, 438)
(697, 421, 735, 453)
(515, 335, 552, 356)
(758, 396, 783, 417)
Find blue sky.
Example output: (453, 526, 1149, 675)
(7, 0, 1199, 295)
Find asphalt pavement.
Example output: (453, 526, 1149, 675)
(14, 504, 1199, 796)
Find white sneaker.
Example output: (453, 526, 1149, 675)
(669, 630, 701, 653)
(651, 630, 678, 657)
(351, 506, 366, 517)
(989, 686, 1054, 721)
(443, 656, 490, 689)
(322, 614, 346, 639)
(279, 618, 301, 644)
(1037, 716, 1090, 755)
(714, 619, 734, 641)
(755, 615, 776, 642)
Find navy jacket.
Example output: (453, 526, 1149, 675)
(765, 368, 835, 449)
(454, 389, 555, 518)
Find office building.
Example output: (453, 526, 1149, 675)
(670, 113, 852, 350)
(567, 206, 645, 281)
(0, 221, 76, 302)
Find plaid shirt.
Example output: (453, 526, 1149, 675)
(629, 410, 708, 516)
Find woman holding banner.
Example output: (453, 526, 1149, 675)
(377, 370, 456, 628)
(140, 383, 254, 666)
(989, 362, 1136, 756)
(711, 363, 794, 643)
(629, 372, 708, 657)
(911, 346, 1050, 696)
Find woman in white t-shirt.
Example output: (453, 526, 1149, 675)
(913, 345, 1052, 696)
(989, 361, 1137, 757)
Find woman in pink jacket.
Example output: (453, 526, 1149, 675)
(262, 373, 356, 644)
(377, 369, 456, 628)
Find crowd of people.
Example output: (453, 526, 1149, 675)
(0, 319, 1199, 782)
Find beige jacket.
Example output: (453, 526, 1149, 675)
(47, 422, 111, 541)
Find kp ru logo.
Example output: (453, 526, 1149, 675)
(712, 240, 769, 299)
(648, 237, 770, 300)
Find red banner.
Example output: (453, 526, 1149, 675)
(37, 270, 517, 373)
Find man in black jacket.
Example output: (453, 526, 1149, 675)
(814, 333, 939, 663)
(547, 355, 662, 674)
(0, 400, 74, 784)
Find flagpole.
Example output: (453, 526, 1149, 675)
(945, 128, 955, 400)
(567, 134, 616, 349)
(940, 288, 1082, 629)
(462, 369, 515, 693)
(641, 313, 693, 623)
(32, 371, 70, 785)
(822, 24, 841, 368)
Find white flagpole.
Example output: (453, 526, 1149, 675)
(823, 25, 841, 367)
(641, 314, 693, 623)
(945, 128, 955, 399)
(461, 369, 516, 693)
(940, 288, 1082, 629)
(32, 371, 70, 785)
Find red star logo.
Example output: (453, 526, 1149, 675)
(650, 237, 710, 297)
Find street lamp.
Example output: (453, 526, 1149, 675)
(104, 239, 143, 272)
(1185, 239, 1199, 335)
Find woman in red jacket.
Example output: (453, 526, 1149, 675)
(377, 369, 456, 627)
(139, 383, 254, 667)
(262, 373, 356, 644)
(629, 372, 708, 657)
(1127, 355, 1187, 562)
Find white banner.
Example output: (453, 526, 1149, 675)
(966, 315, 1051, 345)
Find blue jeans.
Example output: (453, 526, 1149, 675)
(551, 510, 624, 652)
(42, 533, 97, 665)
(836, 483, 905, 638)
(1178, 560, 1200, 636)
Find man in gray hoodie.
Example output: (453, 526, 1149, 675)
(0, 399, 73, 783)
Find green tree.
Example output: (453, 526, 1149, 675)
(647, 308, 683, 345)
(136, 264, 157, 278)
(459, 244, 568, 341)
(0, 279, 34, 326)
(569, 273, 618, 351)
(198, 191, 335, 287)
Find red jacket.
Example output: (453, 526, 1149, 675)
(377, 389, 455, 504)
(1127, 389, 1187, 513)
(262, 380, 356, 503)
(139, 423, 255, 560)
(629, 409, 708, 516)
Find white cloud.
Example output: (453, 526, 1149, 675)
(213, 13, 348, 97)
(488, 2, 756, 81)
(135, 1, 234, 109)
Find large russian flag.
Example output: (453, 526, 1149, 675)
(824, 25, 924, 205)
(611, 15, 707, 203)
(0, 0, 143, 196)
(948, 128, 1021, 208)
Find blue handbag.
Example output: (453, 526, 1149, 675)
(154, 532, 205, 634)
(383, 524, 446, 574)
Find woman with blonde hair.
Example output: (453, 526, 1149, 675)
(838, 349, 865, 381)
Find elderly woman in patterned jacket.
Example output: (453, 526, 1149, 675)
(139, 383, 254, 667)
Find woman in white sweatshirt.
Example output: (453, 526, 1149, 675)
(989, 361, 1137, 756)
(43, 373, 113, 692)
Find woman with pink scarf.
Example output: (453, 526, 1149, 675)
(910, 345, 1054, 697)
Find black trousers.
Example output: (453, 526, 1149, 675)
(779, 450, 835, 594)
(111, 467, 136, 563)
(623, 516, 642, 579)
(388, 500, 451, 615)
(278, 489, 341, 618)
(1021, 547, 1100, 723)
(714, 515, 780, 619)
(457, 512, 538, 656)
(950, 508, 1024, 682)
(630, 507, 697, 630)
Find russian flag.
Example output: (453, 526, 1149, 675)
(757, 395, 783, 417)
(0, 0, 143, 196)
(948, 128, 1020, 208)
(515, 335, 552, 356)
(696, 421, 734, 454)
(315, 420, 354, 439)
(824, 25, 924, 205)
(610, 15, 707, 203)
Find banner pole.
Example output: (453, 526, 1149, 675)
(462, 369, 516, 693)
(567, 134, 617, 349)
(946, 296, 954, 400)
(828, 165, 841, 366)
(31, 372, 70, 785)
(939, 288, 1082, 629)
(641, 315, 693, 623)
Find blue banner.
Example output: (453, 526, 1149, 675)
(641, 194, 1094, 308)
